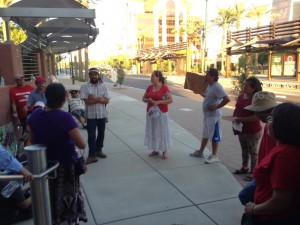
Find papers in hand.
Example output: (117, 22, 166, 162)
(232, 120, 243, 132)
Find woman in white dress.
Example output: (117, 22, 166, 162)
(142, 70, 173, 159)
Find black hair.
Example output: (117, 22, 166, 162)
(207, 68, 219, 81)
(272, 102, 300, 147)
(45, 83, 66, 109)
(152, 70, 165, 84)
(245, 77, 262, 93)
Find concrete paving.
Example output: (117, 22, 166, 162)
(14, 76, 245, 225)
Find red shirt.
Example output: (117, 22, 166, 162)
(146, 84, 170, 113)
(10, 85, 34, 119)
(257, 123, 277, 163)
(254, 144, 300, 221)
(233, 94, 261, 134)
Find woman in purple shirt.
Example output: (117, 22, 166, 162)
(28, 83, 87, 224)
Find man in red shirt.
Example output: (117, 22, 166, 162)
(10, 74, 34, 131)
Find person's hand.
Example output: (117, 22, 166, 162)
(19, 167, 33, 183)
(208, 105, 218, 111)
(245, 202, 256, 216)
(88, 94, 96, 99)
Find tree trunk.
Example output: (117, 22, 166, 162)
(220, 24, 227, 76)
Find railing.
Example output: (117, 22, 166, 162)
(0, 145, 59, 225)
(227, 18, 300, 55)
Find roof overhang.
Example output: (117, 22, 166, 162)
(0, 0, 99, 54)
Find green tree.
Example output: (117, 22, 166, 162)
(233, 1, 247, 30)
(212, 6, 236, 76)
(258, 52, 268, 73)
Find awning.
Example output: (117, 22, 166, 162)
(0, 0, 98, 54)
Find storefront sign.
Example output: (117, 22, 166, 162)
(283, 54, 296, 76)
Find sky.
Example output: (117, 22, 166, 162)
(88, 0, 273, 60)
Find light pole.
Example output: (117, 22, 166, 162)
(204, 0, 208, 71)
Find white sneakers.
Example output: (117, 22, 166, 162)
(190, 150, 204, 158)
(190, 151, 219, 164)
(205, 154, 219, 164)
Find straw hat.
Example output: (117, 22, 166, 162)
(244, 91, 279, 112)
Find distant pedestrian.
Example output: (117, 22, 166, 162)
(142, 70, 173, 159)
(80, 67, 110, 164)
(190, 68, 230, 164)
(232, 77, 263, 181)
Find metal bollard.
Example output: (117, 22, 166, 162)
(25, 144, 52, 225)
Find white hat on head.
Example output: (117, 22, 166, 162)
(34, 101, 45, 108)
(244, 91, 279, 112)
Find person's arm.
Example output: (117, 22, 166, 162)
(18, 196, 32, 209)
(0, 146, 23, 172)
(208, 95, 230, 111)
(234, 115, 259, 123)
(245, 189, 294, 216)
(68, 128, 86, 149)
(142, 91, 150, 103)
(148, 92, 173, 106)
(83, 97, 108, 105)
(11, 101, 18, 118)
(0, 146, 33, 182)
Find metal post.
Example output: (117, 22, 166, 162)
(204, 0, 208, 70)
(25, 144, 52, 225)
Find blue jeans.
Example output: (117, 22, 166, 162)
(239, 179, 256, 205)
(86, 118, 106, 157)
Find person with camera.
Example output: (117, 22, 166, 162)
(28, 83, 88, 224)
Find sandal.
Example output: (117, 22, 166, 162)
(233, 168, 249, 174)
(148, 151, 159, 157)
(162, 152, 168, 160)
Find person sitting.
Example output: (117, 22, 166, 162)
(68, 90, 87, 128)
(0, 145, 33, 225)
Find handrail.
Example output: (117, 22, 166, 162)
(0, 161, 59, 180)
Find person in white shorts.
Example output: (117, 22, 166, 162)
(190, 68, 230, 164)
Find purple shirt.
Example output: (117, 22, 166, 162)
(28, 108, 78, 166)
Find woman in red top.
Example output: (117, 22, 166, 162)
(244, 102, 300, 224)
(142, 70, 173, 159)
(233, 77, 262, 180)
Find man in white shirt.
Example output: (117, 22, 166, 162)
(80, 68, 110, 164)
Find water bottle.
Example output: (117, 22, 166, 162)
(1, 180, 20, 198)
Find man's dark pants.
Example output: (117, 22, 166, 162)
(86, 118, 106, 157)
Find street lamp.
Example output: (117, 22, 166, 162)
(204, 0, 208, 71)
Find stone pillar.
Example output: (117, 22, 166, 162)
(38, 50, 48, 80)
(268, 50, 273, 81)
(0, 42, 23, 85)
(297, 49, 300, 82)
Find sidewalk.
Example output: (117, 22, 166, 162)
(15, 77, 244, 225)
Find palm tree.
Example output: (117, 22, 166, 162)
(233, 1, 247, 31)
(212, 6, 235, 76)
(173, 16, 204, 73)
